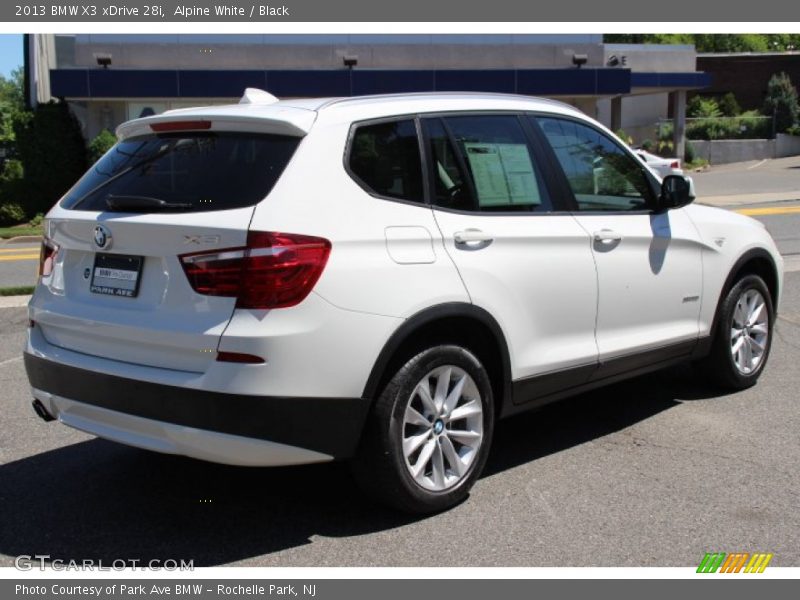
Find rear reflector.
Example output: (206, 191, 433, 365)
(179, 231, 331, 309)
(216, 351, 265, 364)
(150, 120, 212, 132)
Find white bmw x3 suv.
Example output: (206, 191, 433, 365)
(25, 90, 783, 513)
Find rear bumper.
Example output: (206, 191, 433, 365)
(24, 353, 370, 466)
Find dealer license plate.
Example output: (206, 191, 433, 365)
(90, 253, 143, 298)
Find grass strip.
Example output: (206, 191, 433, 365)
(0, 285, 35, 296)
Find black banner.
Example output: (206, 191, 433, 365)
(4, 580, 799, 600)
(4, 0, 800, 22)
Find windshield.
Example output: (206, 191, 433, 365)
(61, 132, 300, 213)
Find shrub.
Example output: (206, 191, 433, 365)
(762, 72, 800, 134)
(29, 212, 44, 227)
(737, 111, 773, 138)
(657, 122, 673, 141)
(684, 140, 696, 163)
(0, 201, 26, 226)
(688, 97, 722, 119)
(14, 101, 87, 217)
(614, 129, 633, 145)
(88, 129, 117, 164)
(718, 92, 741, 117)
(686, 112, 772, 141)
(686, 119, 724, 141)
(0, 158, 25, 212)
(0, 157, 22, 184)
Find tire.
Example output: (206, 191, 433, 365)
(351, 345, 495, 514)
(698, 274, 774, 390)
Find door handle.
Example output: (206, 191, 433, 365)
(593, 229, 622, 244)
(454, 229, 494, 244)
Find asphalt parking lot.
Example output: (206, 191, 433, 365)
(0, 272, 799, 567)
(1, 159, 799, 568)
(0, 239, 38, 289)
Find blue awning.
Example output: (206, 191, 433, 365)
(49, 67, 709, 99)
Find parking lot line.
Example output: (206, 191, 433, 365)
(0, 247, 39, 253)
(746, 159, 768, 170)
(735, 206, 800, 216)
(0, 254, 39, 262)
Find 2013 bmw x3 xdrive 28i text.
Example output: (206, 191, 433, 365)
(25, 90, 783, 513)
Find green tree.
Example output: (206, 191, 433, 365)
(762, 72, 800, 134)
(0, 67, 25, 108)
(691, 34, 769, 53)
(14, 101, 88, 217)
(0, 67, 25, 145)
(0, 67, 28, 224)
(603, 34, 800, 53)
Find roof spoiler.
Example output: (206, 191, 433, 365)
(239, 88, 279, 105)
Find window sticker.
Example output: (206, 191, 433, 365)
(464, 143, 540, 207)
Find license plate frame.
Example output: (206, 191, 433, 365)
(90, 253, 144, 298)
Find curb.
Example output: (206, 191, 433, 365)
(1, 235, 42, 245)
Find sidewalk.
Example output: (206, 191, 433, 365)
(0, 295, 31, 308)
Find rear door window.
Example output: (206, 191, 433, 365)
(424, 115, 553, 213)
(61, 132, 300, 212)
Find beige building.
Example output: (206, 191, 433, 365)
(28, 34, 709, 156)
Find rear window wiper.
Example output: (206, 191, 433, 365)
(105, 195, 193, 212)
(71, 143, 176, 209)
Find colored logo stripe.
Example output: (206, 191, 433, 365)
(697, 552, 773, 573)
(697, 553, 726, 573)
(719, 553, 749, 573)
(744, 553, 773, 573)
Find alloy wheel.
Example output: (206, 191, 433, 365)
(730, 288, 769, 375)
(401, 365, 484, 492)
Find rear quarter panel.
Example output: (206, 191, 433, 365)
(248, 120, 470, 319)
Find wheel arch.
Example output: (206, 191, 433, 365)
(705, 247, 780, 349)
(362, 303, 513, 418)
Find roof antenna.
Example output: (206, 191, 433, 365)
(239, 88, 279, 105)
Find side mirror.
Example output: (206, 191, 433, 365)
(659, 174, 695, 211)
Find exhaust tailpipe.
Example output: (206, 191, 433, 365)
(32, 399, 55, 422)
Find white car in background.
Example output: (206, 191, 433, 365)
(25, 90, 782, 513)
(635, 148, 683, 178)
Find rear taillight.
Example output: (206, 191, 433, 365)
(38, 238, 59, 278)
(670, 160, 680, 169)
(179, 231, 331, 309)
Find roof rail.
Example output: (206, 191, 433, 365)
(318, 91, 579, 112)
(239, 88, 279, 105)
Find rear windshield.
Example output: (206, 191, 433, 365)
(61, 132, 300, 212)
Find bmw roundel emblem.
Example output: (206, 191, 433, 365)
(93, 224, 112, 250)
